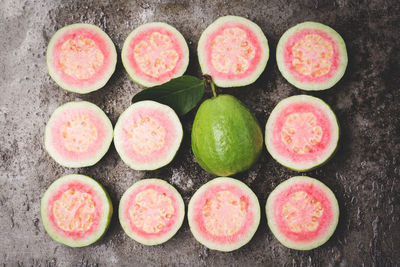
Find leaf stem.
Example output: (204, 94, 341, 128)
(203, 74, 217, 98)
(210, 81, 217, 98)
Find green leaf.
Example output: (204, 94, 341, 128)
(131, 75, 205, 116)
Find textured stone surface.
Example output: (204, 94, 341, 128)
(1, 0, 399, 266)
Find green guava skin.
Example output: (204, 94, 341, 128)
(191, 95, 263, 176)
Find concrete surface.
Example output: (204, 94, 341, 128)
(1, 0, 399, 266)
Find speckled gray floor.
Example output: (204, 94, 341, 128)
(1, 0, 399, 266)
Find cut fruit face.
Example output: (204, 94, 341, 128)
(198, 15, 269, 87)
(265, 95, 339, 171)
(122, 22, 189, 87)
(188, 177, 260, 252)
(119, 179, 185, 245)
(266, 176, 339, 250)
(47, 23, 117, 94)
(276, 21, 347, 90)
(113, 101, 183, 170)
(44, 101, 113, 168)
(41, 174, 112, 247)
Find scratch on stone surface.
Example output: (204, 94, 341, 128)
(33, 218, 40, 234)
(10, 208, 15, 229)
(46, 258, 57, 267)
(198, 246, 209, 263)
(78, 257, 99, 267)
(370, 216, 380, 265)
(0, 195, 5, 206)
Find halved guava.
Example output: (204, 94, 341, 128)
(114, 100, 183, 170)
(276, 21, 348, 91)
(265, 95, 339, 171)
(197, 15, 269, 87)
(188, 177, 260, 252)
(41, 174, 113, 247)
(121, 22, 189, 87)
(44, 101, 113, 168)
(266, 176, 339, 250)
(46, 23, 117, 94)
(119, 179, 185, 245)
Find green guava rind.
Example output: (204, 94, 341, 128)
(266, 176, 339, 250)
(198, 15, 269, 88)
(40, 174, 113, 247)
(191, 94, 263, 176)
(188, 177, 261, 252)
(265, 95, 340, 172)
(44, 101, 114, 168)
(276, 21, 348, 91)
(121, 22, 190, 88)
(113, 100, 183, 170)
(118, 179, 185, 245)
(46, 23, 117, 94)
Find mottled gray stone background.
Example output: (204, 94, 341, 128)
(0, 0, 399, 266)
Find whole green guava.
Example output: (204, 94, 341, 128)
(191, 94, 263, 176)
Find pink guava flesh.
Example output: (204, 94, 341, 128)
(50, 27, 113, 86)
(283, 29, 340, 83)
(126, 27, 186, 84)
(49, 106, 109, 162)
(272, 102, 332, 163)
(47, 181, 103, 240)
(204, 22, 263, 81)
(123, 183, 181, 238)
(191, 184, 255, 244)
(272, 182, 333, 242)
(116, 107, 179, 164)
